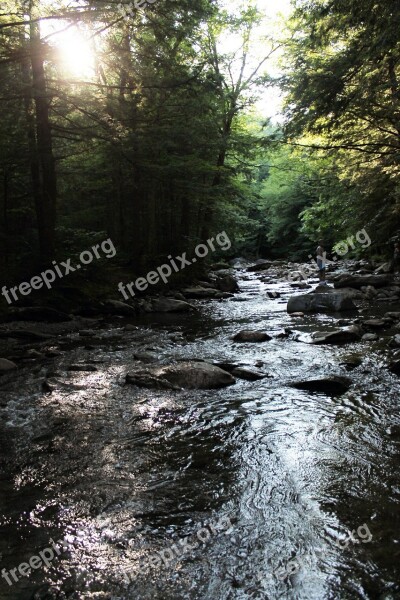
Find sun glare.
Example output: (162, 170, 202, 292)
(54, 26, 96, 78)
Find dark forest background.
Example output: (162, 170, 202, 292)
(0, 0, 399, 303)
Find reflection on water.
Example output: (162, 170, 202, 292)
(0, 274, 399, 599)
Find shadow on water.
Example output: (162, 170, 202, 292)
(0, 273, 399, 599)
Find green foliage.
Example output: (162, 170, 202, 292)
(280, 0, 400, 250)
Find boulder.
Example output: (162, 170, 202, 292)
(266, 291, 281, 299)
(287, 293, 357, 314)
(313, 284, 334, 293)
(150, 298, 195, 313)
(291, 376, 351, 395)
(335, 287, 365, 299)
(0, 358, 17, 372)
(126, 361, 235, 389)
(233, 330, 272, 343)
(312, 326, 362, 345)
(333, 274, 392, 289)
(215, 275, 239, 293)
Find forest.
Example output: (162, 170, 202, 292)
(1, 0, 398, 301)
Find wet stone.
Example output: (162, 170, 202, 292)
(389, 335, 400, 349)
(362, 333, 379, 342)
(68, 364, 98, 372)
(362, 319, 387, 329)
(291, 376, 352, 396)
(0, 358, 17, 372)
(233, 330, 272, 343)
(150, 298, 195, 313)
(312, 326, 362, 345)
(388, 360, 400, 375)
(287, 293, 357, 314)
(231, 367, 268, 381)
(126, 361, 235, 389)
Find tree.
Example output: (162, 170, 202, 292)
(281, 0, 400, 246)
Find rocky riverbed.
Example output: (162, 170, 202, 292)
(0, 259, 399, 599)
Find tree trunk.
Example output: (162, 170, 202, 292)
(30, 16, 57, 259)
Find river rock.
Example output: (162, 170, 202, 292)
(133, 352, 158, 363)
(229, 257, 251, 269)
(233, 330, 272, 343)
(0, 358, 17, 372)
(246, 260, 272, 272)
(68, 364, 98, 372)
(287, 293, 357, 314)
(389, 335, 400, 348)
(290, 282, 311, 289)
(150, 298, 195, 313)
(6, 306, 72, 322)
(103, 300, 136, 316)
(231, 367, 268, 381)
(0, 329, 55, 340)
(125, 372, 179, 390)
(181, 287, 219, 299)
(312, 326, 362, 344)
(291, 376, 351, 395)
(266, 291, 281, 299)
(339, 355, 363, 371)
(333, 274, 392, 289)
(388, 360, 400, 375)
(362, 333, 378, 341)
(126, 361, 235, 389)
(375, 262, 392, 274)
(215, 275, 239, 293)
(24, 349, 45, 358)
(213, 362, 239, 372)
(385, 312, 400, 320)
(362, 319, 387, 329)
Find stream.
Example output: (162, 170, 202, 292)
(0, 270, 399, 600)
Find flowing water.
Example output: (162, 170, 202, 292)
(0, 272, 399, 599)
